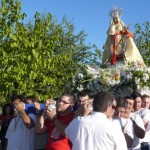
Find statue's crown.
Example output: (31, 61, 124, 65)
(109, 6, 123, 18)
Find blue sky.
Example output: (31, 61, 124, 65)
(21, 0, 150, 51)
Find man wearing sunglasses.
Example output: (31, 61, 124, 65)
(52, 91, 127, 150)
(36, 93, 75, 150)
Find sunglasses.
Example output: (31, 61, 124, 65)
(57, 99, 70, 105)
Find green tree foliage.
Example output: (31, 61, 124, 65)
(0, 0, 101, 103)
(134, 21, 150, 66)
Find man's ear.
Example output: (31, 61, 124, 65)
(105, 106, 109, 113)
(104, 106, 112, 117)
(70, 102, 75, 108)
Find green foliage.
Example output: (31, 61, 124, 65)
(134, 22, 150, 66)
(0, 0, 101, 103)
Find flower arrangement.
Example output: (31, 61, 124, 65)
(72, 63, 150, 97)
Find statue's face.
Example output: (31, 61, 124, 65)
(113, 17, 118, 24)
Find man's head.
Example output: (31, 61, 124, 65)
(124, 96, 134, 112)
(57, 93, 75, 115)
(93, 91, 115, 117)
(115, 97, 126, 118)
(11, 95, 24, 116)
(77, 90, 92, 104)
(11, 95, 24, 106)
(142, 94, 150, 109)
(26, 95, 38, 104)
(131, 92, 142, 111)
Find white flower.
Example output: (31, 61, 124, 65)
(109, 79, 116, 86)
(139, 86, 150, 96)
(93, 74, 98, 79)
(126, 72, 133, 80)
(78, 73, 83, 80)
(143, 73, 149, 82)
(74, 63, 150, 94)
(77, 84, 83, 91)
(72, 76, 76, 84)
(134, 67, 143, 71)
(86, 65, 100, 75)
(135, 77, 140, 84)
(146, 67, 150, 73)
(137, 85, 141, 90)
(143, 86, 149, 91)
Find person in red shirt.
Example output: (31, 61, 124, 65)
(36, 93, 75, 150)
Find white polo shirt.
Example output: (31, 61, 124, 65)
(65, 112, 127, 150)
(130, 113, 145, 150)
(134, 108, 150, 143)
(112, 118, 134, 139)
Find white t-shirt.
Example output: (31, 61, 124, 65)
(112, 118, 134, 138)
(134, 108, 150, 143)
(129, 113, 145, 150)
(65, 112, 128, 150)
(5, 113, 37, 150)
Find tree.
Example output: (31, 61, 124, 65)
(0, 0, 101, 103)
(134, 21, 150, 66)
(0, 0, 26, 103)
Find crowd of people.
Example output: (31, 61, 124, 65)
(0, 6, 148, 150)
(0, 90, 150, 150)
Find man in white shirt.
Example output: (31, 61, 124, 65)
(125, 96, 145, 150)
(142, 94, 150, 109)
(5, 95, 37, 150)
(131, 92, 150, 150)
(112, 97, 134, 149)
(65, 91, 127, 150)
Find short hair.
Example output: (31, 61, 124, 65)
(11, 95, 24, 102)
(124, 96, 133, 100)
(77, 90, 92, 99)
(93, 91, 114, 112)
(26, 95, 38, 102)
(141, 94, 150, 100)
(61, 93, 75, 103)
(116, 97, 126, 107)
(130, 92, 141, 100)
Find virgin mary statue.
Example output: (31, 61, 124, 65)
(102, 7, 146, 68)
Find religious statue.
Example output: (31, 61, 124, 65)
(102, 6, 146, 68)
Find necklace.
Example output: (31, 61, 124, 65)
(13, 117, 21, 132)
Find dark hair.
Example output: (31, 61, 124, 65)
(116, 97, 126, 107)
(61, 92, 75, 103)
(11, 94, 25, 102)
(124, 96, 133, 100)
(77, 90, 92, 99)
(141, 94, 150, 100)
(130, 92, 141, 100)
(93, 91, 114, 112)
(26, 95, 38, 102)
(2, 103, 14, 115)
